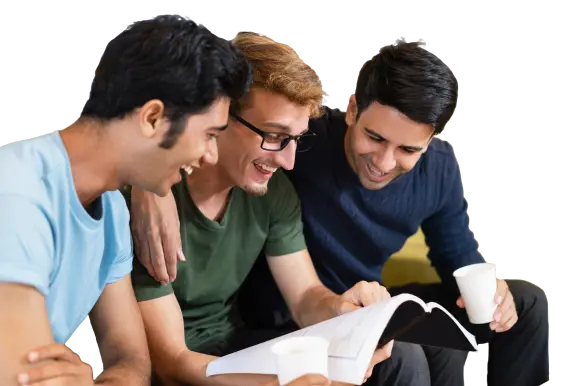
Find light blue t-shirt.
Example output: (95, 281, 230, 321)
(0, 131, 133, 343)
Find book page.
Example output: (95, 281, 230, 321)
(206, 294, 442, 384)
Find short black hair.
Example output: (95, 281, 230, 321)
(355, 39, 458, 134)
(81, 15, 252, 148)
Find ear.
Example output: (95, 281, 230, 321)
(345, 95, 358, 127)
(138, 99, 165, 139)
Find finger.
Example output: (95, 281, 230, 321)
(161, 226, 178, 283)
(176, 228, 186, 262)
(494, 280, 508, 304)
(291, 374, 331, 385)
(27, 375, 78, 386)
(18, 361, 76, 385)
(338, 301, 361, 314)
(496, 298, 517, 329)
(149, 237, 169, 285)
(494, 289, 514, 322)
(358, 281, 382, 306)
(136, 226, 155, 279)
(374, 340, 393, 362)
(177, 248, 186, 262)
(456, 297, 465, 308)
(495, 312, 518, 333)
(26, 344, 79, 364)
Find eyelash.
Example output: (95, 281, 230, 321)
(367, 134, 417, 154)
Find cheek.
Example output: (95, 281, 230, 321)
(182, 132, 209, 160)
(352, 133, 376, 156)
(397, 154, 421, 172)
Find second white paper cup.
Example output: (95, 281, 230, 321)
(453, 262, 497, 324)
(271, 336, 330, 385)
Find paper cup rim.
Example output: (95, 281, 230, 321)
(271, 336, 330, 355)
(453, 262, 496, 278)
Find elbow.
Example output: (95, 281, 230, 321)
(149, 347, 187, 385)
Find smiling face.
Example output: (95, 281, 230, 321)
(130, 97, 230, 196)
(344, 96, 434, 190)
(215, 88, 311, 196)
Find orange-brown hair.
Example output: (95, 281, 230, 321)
(231, 32, 326, 118)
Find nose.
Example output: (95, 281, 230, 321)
(273, 140, 297, 171)
(372, 146, 396, 173)
(201, 138, 219, 166)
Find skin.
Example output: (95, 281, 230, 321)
(344, 95, 518, 331)
(129, 89, 393, 386)
(0, 97, 232, 386)
(343, 96, 433, 190)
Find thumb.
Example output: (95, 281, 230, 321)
(456, 297, 465, 308)
(337, 301, 362, 315)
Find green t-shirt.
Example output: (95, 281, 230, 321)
(129, 171, 306, 352)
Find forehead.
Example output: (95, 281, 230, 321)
(241, 89, 310, 134)
(185, 97, 230, 127)
(358, 102, 433, 145)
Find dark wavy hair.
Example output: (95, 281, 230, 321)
(355, 39, 458, 134)
(81, 15, 252, 148)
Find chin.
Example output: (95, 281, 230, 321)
(242, 181, 269, 196)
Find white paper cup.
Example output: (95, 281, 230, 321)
(271, 336, 329, 385)
(453, 263, 497, 324)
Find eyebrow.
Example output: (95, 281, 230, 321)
(263, 121, 309, 135)
(211, 124, 228, 132)
(364, 127, 424, 151)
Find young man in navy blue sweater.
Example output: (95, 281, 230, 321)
(131, 39, 549, 386)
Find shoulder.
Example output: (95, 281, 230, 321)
(102, 190, 131, 239)
(0, 132, 67, 200)
(419, 137, 460, 179)
(308, 106, 347, 139)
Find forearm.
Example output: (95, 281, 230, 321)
(95, 354, 150, 386)
(292, 284, 339, 327)
(158, 349, 275, 386)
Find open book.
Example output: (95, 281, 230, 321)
(206, 293, 477, 385)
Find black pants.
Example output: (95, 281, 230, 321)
(234, 279, 548, 386)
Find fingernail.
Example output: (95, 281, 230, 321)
(178, 250, 186, 261)
(169, 276, 175, 282)
(161, 281, 168, 286)
(28, 351, 39, 362)
(17, 373, 29, 384)
(496, 296, 503, 304)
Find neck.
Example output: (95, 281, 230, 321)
(185, 163, 235, 204)
(59, 119, 121, 207)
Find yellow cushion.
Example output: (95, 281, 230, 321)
(381, 228, 440, 288)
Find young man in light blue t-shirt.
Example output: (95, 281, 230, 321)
(0, 15, 251, 386)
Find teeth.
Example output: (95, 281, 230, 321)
(254, 162, 277, 173)
(368, 163, 386, 176)
(181, 165, 194, 175)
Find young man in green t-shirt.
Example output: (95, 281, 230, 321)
(127, 32, 393, 386)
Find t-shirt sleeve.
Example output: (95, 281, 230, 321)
(130, 259, 175, 302)
(264, 172, 307, 257)
(105, 191, 135, 285)
(421, 146, 485, 286)
(0, 195, 55, 297)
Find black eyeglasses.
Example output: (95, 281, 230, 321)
(230, 112, 315, 152)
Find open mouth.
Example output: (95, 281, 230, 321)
(181, 165, 194, 175)
(365, 161, 389, 181)
(253, 161, 277, 177)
